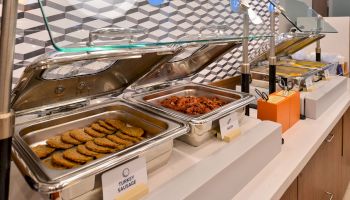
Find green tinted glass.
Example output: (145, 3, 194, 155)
(38, 0, 271, 52)
(269, 0, 337, 33)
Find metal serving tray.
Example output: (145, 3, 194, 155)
(130, 83, 255, 146)
(251, 64, 317, 78)
(251, 64, 320, 90)
(12, 100, 188, 193)
(277, 59, 333, 76)
(250, 32, 327, 90)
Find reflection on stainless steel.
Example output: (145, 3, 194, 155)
(10, 45, 191, 198)
(42, 60, 115, 80)
(12, 101, 188, 193)
(11, 49, 178, 112)
(132, 41, 242, 89)
(131, 83, 255, 146)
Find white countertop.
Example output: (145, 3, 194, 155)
(234, 80, 350, 200)
(146, 116, 263, 194)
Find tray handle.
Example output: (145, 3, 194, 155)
(87, 27, 148, 46)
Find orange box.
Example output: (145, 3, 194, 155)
(287, 91, 300, 128)
(257, 91, 300, 133)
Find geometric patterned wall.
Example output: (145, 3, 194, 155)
(0, 0, 275, 89)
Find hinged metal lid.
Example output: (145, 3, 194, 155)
(131, 39, 242, 90)
(11, 46, 179, 114)
(250, 32, 325, 66)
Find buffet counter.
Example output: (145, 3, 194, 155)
(9, 79, 350, 200)
(235, 79, 350, 199)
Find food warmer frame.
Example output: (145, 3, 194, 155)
(10, 47, 191, 199)
(250, 32, 334, 89)
(10, 31, 257, 198)
(130, 40, 256, 147)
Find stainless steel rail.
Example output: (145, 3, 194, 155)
(0, 0, 19, 199)
(0, 0, 18, 115)
(240, 4, 250, 116)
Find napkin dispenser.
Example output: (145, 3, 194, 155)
(257, 91, 300, 133)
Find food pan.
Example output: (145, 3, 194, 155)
(12, 100, 188, 194)
(251, 64, 317, 78)
(130, 83, 255, 146)
(278, 60, 328, 69)
(251, 64, 321, 90)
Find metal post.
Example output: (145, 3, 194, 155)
(269, 11, 277, 94)
(316, 40, 321, 62)
(241, 10, 250, 116)
(316, 15, 322, 62)
(0, 0, 18, 199)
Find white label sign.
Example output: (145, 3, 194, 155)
(219, 113, 240, 139)
(324, 69, 330, 79)
(305, 77, 313, 90)
(102, 157, 148, 200)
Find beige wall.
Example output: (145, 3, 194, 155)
(298, 17, 350, 64)
(330, 0, 350, 17)
(303, 0, 312, 6)
(279, 0, 312, 33)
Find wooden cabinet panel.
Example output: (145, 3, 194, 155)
(324, 120, 342, 199)
(342, 108, 350, 197)
(280, 179, 297, 200)
(298, 141, 327, 200)
(298, 120, 342, 200)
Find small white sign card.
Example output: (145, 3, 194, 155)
(102, 157, 148, 200)
(324, 69, 330, 80)
(219, 112, 240, 140)
(305, 77, 313, 90)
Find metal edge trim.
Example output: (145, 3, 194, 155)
(0, 111, 14, 140)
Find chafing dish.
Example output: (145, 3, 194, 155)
(250, 32, 333, 89)
(131, 83, 254, 146)
(251, 63, 319, 88)
(278, 59, 329, 69)
(130, 40, 255, 147)
(11, 47, 189, 199)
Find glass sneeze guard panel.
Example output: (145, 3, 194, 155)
(38, 0, 271, 52)
(269, 0, 337, 33)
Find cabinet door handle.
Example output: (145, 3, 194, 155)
(325, 192, 334, 200)
(326, 134, 335, 143)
